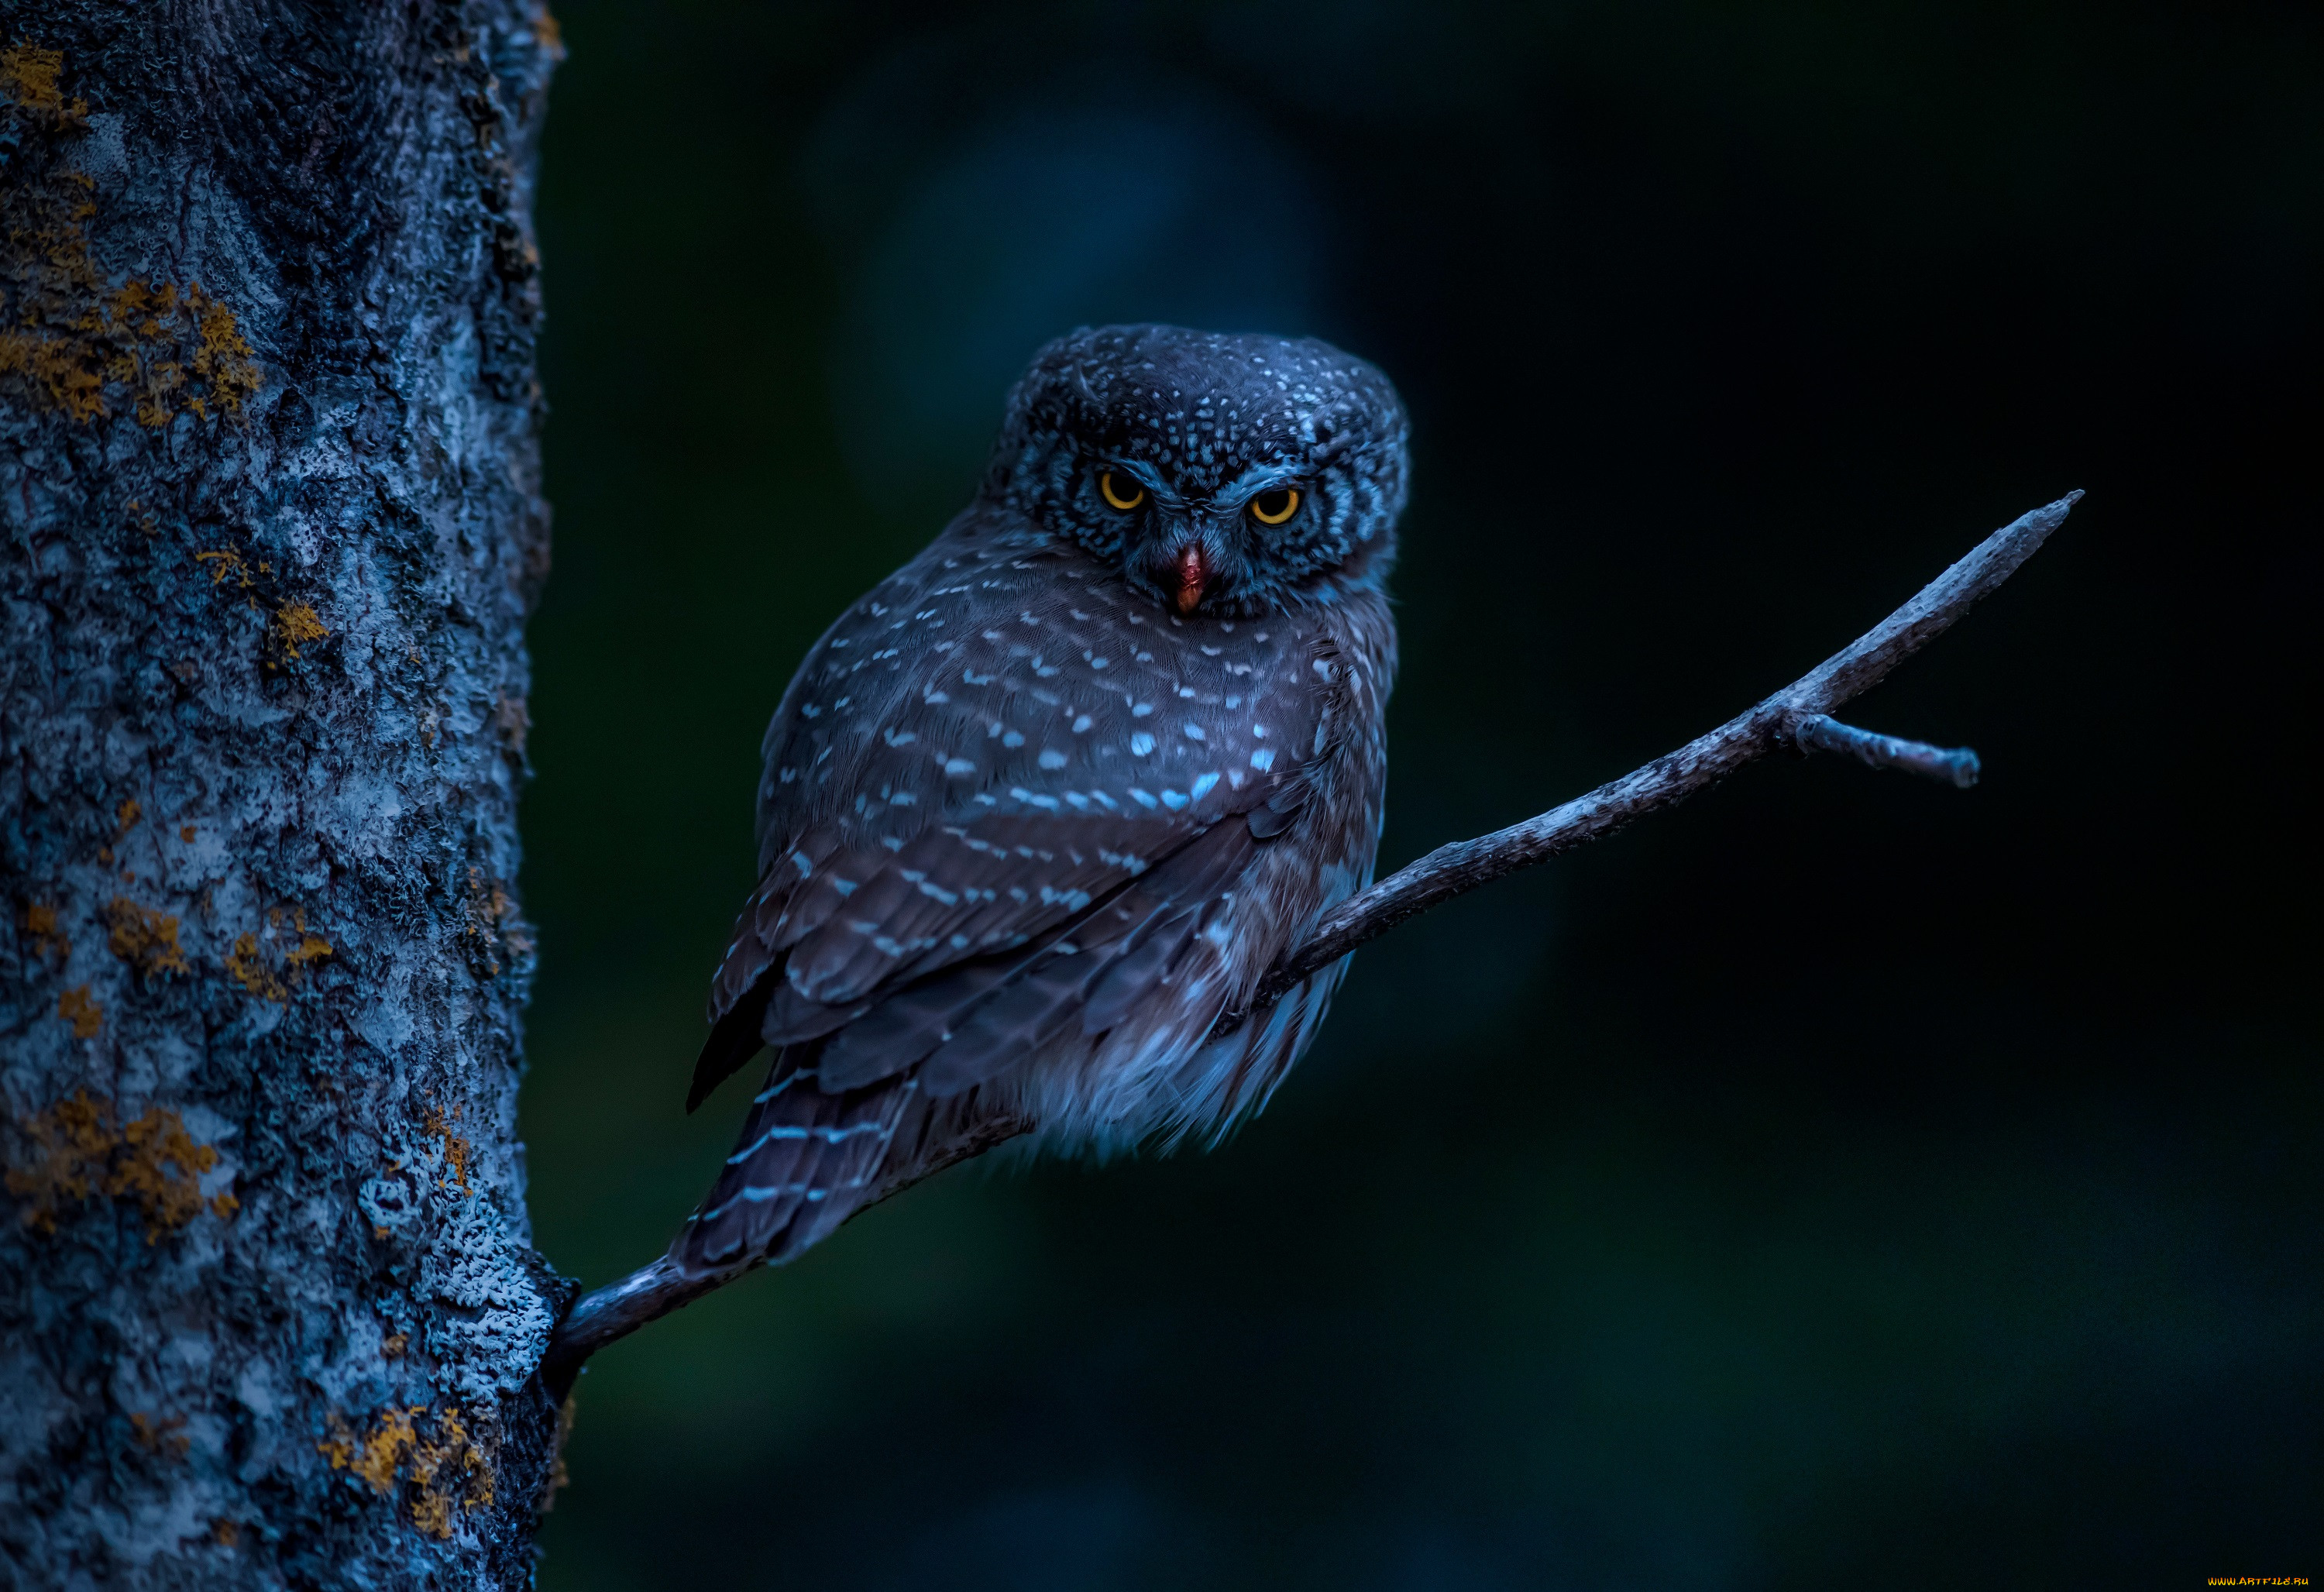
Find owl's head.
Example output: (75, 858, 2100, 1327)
(985, 325, 1410, 617)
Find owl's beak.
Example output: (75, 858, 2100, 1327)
(1171, 544, 1208, 614)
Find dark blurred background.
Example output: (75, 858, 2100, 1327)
(516, 2, 2320, 1587)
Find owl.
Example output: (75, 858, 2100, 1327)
(675, 324, 1408, 1275)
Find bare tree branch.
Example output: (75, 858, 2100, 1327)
(1234, 490, 2079, 1018)
(543, 491, 2082, 1394)
(543, 1257, 707, 1396)
(543, 1113, 1028, 1398)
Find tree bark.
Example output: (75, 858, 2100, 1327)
(1, 5, 566, 1587)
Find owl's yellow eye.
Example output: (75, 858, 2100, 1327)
(1248, 487, 1301, 526)
(1099, 471, 1145, 511)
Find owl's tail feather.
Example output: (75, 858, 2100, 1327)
(673, 1043, 926, 1274)
(688, 974, 776, 1112)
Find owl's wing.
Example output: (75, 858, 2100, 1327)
(674, 800, 1275, 1274)
(691, 803, 1253, 1091)
(687, 515, 1348, 1111)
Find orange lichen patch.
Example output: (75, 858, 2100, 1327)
(268, 600, 335, 669)
(131, 1411, 190, 1456)
(188, 288, 260, 416)
(0, 44, 62, 106)
(423, 1107, 473, 1195)
(103, 800, 143, 869)
(1, 46, 260, 426)
(24, 901, 69, 963)
(0, 44, 86, 126)
(1, 263, 262, 425)
(5, 1088, 111, 1225)
(382, 1330, 407, 1357)
(0, 325, 105, 419)
(180, 825, 196, 842)
(194, 548, 254, 587)
(225, 931, 285, 1000)
(531, 10, 566, 58)
(105, 896, 188, 977)
(321, 1404, 497, 1540)
(111, 1106, 224, 1243)
(58, 983, 101, 1037)
(211, 1518, 240, 1548)
(226, 908, 331, 1000)
(407, 1407, 495, 1538)
(352, 1406, 419, 1494)
(270, 602, 327, 658)
(5, 1090, 229, 1242)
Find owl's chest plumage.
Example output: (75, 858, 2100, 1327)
(756, 508, 1389, 868)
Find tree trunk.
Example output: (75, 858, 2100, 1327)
(2, 5, 566, 1586)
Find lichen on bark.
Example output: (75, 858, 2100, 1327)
(0, 5, 569, 1586)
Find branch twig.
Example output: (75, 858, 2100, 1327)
(541, 490, 2082, 1397)
(1790, 713, 1980, 787)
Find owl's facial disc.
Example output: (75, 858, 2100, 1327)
(988, 325, 1410, 615)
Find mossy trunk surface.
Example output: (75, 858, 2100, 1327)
(0, 5, 568, 1586)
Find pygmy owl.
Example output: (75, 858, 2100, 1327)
(676, 324, 1408, 1274)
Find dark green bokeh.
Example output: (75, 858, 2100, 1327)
(519, 4, 2319, 1586)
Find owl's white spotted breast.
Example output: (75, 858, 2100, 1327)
(755, 505, 1349, 866)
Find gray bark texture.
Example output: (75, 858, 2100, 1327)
(0, 4, 568, 1587)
